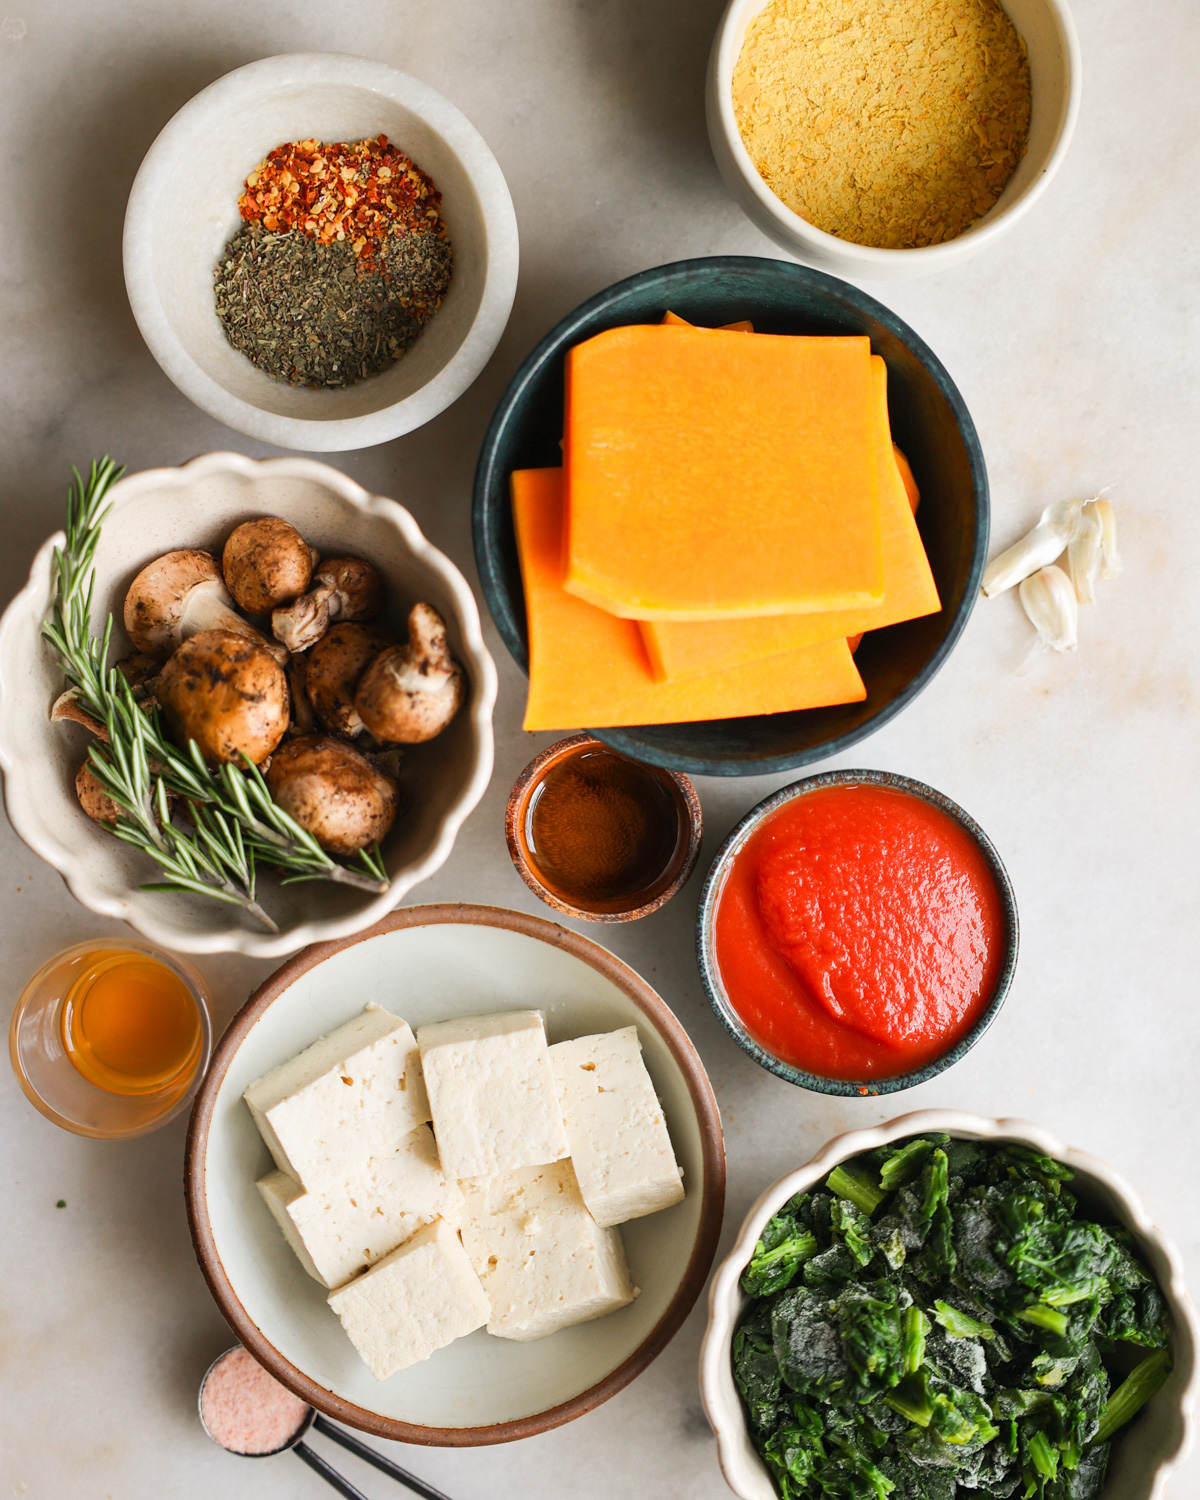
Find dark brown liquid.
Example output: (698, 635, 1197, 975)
(524, 748, 685, 913)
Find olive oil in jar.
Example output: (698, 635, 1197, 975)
(60, 948, 203, 1096)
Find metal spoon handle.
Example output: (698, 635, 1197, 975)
(293, 1440, 374, 1500)
(312, 1414, 456, 1500)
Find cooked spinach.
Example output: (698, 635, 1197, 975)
(733, 1136, 1170, 1499)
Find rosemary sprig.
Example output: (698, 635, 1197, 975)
(41, 459, 390, 931)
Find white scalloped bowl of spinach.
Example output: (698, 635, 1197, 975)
(700, 1111, 1197, 1500)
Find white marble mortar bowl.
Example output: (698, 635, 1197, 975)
(123, 53, 519, 450)
(0, 452, 497, 958)
(706, 0, 1082, 280)
(700, 1110, 1198, 1500)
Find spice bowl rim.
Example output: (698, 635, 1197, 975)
(8, 935, 214, 1139)
(705, 0, 1083, 279)
(699, 1109, 1199, 1500)
(695, 768, 1019, 1095)
(0, 450, 497, 957)
(122, 51, 519, 451)
(504, 733, 704, 923)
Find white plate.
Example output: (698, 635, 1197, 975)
(187, 905, 725, 1443)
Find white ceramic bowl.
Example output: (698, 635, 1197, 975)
(706, 0, 1081, 279)
(701, 1110, 1198, 1500)
(123, 53, 519, 450)
(185, 905, 726, 1443)
(0, 452, 497, 958)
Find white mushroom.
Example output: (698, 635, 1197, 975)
(306, 622, 392, 739)
(124, 549, 286, 663)
(265, 735, 399, 856)
(353, 603, 464, 744)
(271, 557, 384, 653)
(222, 518, 319, 615)
(157, 629, 290, 766)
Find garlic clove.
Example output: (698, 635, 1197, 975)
(1018, 565, 1078, 651)
(981, 500, 1083, 598)
(1066, 503, 1104, 604)
(1087, 497, 1122, 579)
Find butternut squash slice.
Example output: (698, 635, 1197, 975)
(662, 310, 754, 332)
(638, 356, 939, 682)
(513, 468, 866, 731)
(562, 324, 883, 620)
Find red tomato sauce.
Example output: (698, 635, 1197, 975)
(712, 784, 1004, 1081)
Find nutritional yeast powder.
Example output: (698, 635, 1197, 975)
(732, 0, 1031, 249)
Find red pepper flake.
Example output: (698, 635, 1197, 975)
(239, 135, 445, 272)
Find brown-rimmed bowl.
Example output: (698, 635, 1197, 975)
(185, 903, 725, 1445)
(505, 734, 703, 922)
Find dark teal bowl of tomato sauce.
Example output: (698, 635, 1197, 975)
(696, 770, 1018, 1095)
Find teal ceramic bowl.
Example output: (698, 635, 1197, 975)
(695, 769, 1018, 1094)
(472, 257, 988, 777)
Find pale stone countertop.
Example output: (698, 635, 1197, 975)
(2, 0, 1198, 1495)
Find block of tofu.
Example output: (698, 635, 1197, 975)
(417, 1010, 569, 1180)
(244, 1004, 429, 1190)
(327, 1217, 490, 1379)
(458, 1160, 637, 1342)
(549, 1026, 685, 1227)
(256, 1124, 465, 1289)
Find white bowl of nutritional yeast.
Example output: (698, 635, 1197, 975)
(706, 0, 1082, 280)
(123, 53, 519, 450)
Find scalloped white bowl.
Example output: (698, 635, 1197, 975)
(0, 452, 497, 957)
(700, 1110, 1198, 1500)
(123, 53, 519, 450)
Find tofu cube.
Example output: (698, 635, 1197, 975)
(244, 1005, 429, 1190)
(327, 1218, 490, 1379)
(458, 1160, 637, 1341)
(417, 1011, 569, 1180)
(549, 1026, 685, 1227)
(256, 1123, 465, 1289)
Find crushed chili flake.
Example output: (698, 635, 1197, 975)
(239, 134, 446, 272)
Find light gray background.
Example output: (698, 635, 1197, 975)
(2, 1, 1197, 1495)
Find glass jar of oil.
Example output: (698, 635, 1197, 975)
(9, 939, 212, 1137)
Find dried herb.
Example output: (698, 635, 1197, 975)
(214, 224, 451, 388)
(213, 134, 453, 389)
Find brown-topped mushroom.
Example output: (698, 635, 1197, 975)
(271, 557, 384, 653)
(354, 603, 464, 744)
(222, 518, 318, 616)
(306, 622, 393, 739)
(266, 735, 398, 856)
(157, 629, 290, 766)
(286, 652, 316, 737)
(75, 760, 123, 826)
(124, 550, 286, 663)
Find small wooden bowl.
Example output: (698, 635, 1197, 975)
(505, 734, 703, 922)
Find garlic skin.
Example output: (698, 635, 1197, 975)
(981, 500, 1083, 598)
(1019, 565, 1078, 652)
(1089, 497, 1121, 579)
(1067, 504, 1104, 604)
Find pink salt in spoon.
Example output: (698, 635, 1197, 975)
(199, 1345, 454, 1500)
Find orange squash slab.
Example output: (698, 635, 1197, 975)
(639, 357, 940, 682)
(512, 469, 866, 731)
(563, 324, 883, 620)
(662, 310, 754, 332)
